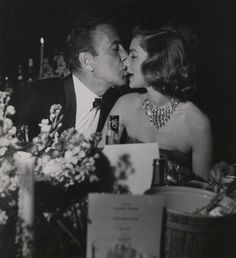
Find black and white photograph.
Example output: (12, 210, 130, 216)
(0, 0, 236, 257)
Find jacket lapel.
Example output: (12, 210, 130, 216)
(62, 75, 76, 130)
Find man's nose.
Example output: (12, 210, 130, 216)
(123, 55, 129, 67)
(119, 47, 128, 62)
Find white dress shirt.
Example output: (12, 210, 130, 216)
(73, 75, 101, 138)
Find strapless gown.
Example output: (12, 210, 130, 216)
(126, 136, 196, 185)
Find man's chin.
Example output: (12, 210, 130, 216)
(128, 82, 136, 89)
(114, 79, 127, 87)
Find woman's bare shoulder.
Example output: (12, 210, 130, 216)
(112, 92, 145, 110)
(118, 92, 144, 102)
(180, 101, 211, 131)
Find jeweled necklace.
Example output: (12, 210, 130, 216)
(142, 95, 179, 129)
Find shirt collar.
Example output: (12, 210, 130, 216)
(72, 74, 100, 108)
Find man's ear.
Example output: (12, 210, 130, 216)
(78, 52, 94, 72)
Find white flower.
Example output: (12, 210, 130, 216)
(3, 118, 13, 132)
(50, 104, 62, 114)
(89, 157, 95, 166)
(49, 114, 56, 121)
(40, 132, 49, 143)
(41, 119, 49, 125)
(8, 126, 16, 136)
(43, 212, 53, 222)
(53, 132, 59, 143)
(40, 124, 52, 133)
(0, 158, 16, 175)
(0, 210, 8, 225)
(94, 153, 100, 159)
(78, 150, 86, 159)
(6, 105, 15, 115)
(75, 174, 84, 182)
(0, 137, 10, 146)
(81, 142, 90, 149)
(0, 147, 7, 156)
(9, 176, 19, 191)
(39, 119, 51, 133)
(0, 109, 3, 120)
(42, 159, 63, 177)
(64, 150, 73, 159)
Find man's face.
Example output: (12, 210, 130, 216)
(92, 24, 128, 89)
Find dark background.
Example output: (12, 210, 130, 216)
(1, 0, 236, 162)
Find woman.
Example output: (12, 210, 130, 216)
(104, 26, 212, 182)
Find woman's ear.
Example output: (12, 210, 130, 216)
(78, 52, 94, 72)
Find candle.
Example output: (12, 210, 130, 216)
(39, 37, 44, 78)
(15, 151, 35, 258)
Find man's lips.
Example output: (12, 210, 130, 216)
(121, 70, 134, 80)
(122, 70, 128, 76)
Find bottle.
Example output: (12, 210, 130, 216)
(105, 115, 119, 145)
(16, 124, 29, 145)
(17, 64, 25, 86)
(26, 58, 35, 84)
(150, 157, 168, 188)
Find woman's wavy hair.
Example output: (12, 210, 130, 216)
(133, 25, 196, 101)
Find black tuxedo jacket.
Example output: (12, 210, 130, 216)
(11, 75, 123, 139)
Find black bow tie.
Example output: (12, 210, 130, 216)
(92, 97, 103, 109)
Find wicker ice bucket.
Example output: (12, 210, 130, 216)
(146, 186, 236, 258)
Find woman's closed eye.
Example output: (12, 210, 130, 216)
(129, 53, 137, 59)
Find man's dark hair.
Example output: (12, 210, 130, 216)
(66, 15, 113, 72)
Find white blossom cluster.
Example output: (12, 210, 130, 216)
(0, 91, 20, 195)
(35, 128, 102, 188)
(0, 91, 20, 224)
(0, 91, 18, 157)
(32, 104, 63, 155)
(34, 104, 102, 188)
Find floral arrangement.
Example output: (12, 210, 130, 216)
(0, 91, 116, 258)
(30, 104, 107, 258)
(32, 104, 102, 189)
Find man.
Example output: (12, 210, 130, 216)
(12, 16, 128, 139)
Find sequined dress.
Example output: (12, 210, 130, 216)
(125, 136, 195, 185)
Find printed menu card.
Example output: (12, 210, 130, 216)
(87, 193, 165, 258)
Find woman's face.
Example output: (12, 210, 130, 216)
(125, 36, 148, 88)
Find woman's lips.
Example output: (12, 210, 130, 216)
(128, 74, 134, 80)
